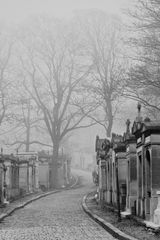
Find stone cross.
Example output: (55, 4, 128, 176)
(137, 102, 142, 121)
(126, 119, 131, 134)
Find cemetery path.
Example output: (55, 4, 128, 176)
(0, 169, 117, 240)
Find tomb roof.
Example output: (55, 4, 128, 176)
(142, 121, 160, 132)
(132, 121, 160, 137)
(113, 142, 126, 153)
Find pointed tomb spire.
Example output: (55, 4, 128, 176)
(136, 102, 143, 122)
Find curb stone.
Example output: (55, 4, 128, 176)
(0, 174, 79, 223)
(82, 194, 138, 240)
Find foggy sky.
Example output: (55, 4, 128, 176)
(0, 0, 134, 155)
(0, 0, 131, 23)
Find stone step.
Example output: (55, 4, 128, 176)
(121, 211, 131, 218)
(144, 221, 160, 231)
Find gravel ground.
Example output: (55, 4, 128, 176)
(86, 192, 160, 240)
(0, 174, 77, 216)
(0, 191, 43, 215)
(0, 170, 118, 240)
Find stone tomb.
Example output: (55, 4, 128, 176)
(105, 150, 113, 204)
(18, 152, 39, 194)
(112, 134, 127, 210)
(123, 119, 137, 215)
(19, 161, 29, 194)
(95, 136, 110, 203)
(0, 155, 19, 202)
(133, 120, 160, 222)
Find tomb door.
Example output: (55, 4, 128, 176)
(112, 162, 116, 203)
(0, 170, 3, 203)
(138, 154, 143, 216)
(127, 160, 130, 209)
(110, 160, 112, 204)
(146, 149, 151, 216)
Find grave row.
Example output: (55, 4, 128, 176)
(95, 103, 160, 227)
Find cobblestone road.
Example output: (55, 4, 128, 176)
(0, 170, 117, 240)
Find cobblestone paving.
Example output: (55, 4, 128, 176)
(0, 170, 117, 240)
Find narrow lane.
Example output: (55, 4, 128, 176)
(0, 170, 117, 240)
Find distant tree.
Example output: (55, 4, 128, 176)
(6, 96, 51, 152)
(0, 29, 14, 127)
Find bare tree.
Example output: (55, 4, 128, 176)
(75, 11, 127, 137)
(18, 17, 95, 187)
(125, 0, 160, 117)
(6, 97, 51, 152)
(0, 29, 14, 128)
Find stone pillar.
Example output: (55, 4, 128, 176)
(99, 159, 106, 202)
(34, 161, 39, 190)
(5, 162, 11, 201)
(19, 163, 28, 193)
(28, 164, 33, 192)
(153, 191, 160, 225)
(0, 166, 3, 203)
